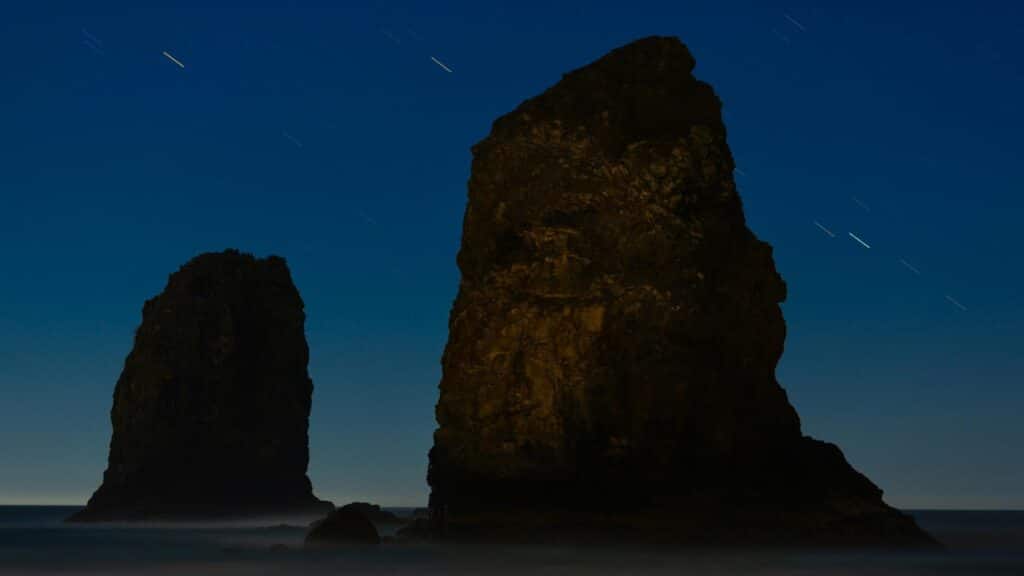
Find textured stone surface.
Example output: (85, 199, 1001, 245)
(427, 36, 936, 546)
(69, 249, 331, 521)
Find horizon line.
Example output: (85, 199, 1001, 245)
(2, 503, 1023, 513)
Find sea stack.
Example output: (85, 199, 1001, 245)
(427, 37, 935, 546)
(69, 250, 331, 521)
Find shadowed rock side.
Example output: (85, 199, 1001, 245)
(427, 36, 936, 546)
(69, 250, 332, 521)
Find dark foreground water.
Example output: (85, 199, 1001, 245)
(1, 506, 1022, 575)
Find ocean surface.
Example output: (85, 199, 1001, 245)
(1, 506, 1022, 575)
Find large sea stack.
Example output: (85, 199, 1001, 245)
(427, 37, 935, 546)
(69, 250, 331, 521)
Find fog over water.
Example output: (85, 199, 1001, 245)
(2, 507, 1023, 575)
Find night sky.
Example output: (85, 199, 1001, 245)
(1, 1, 1021, 509)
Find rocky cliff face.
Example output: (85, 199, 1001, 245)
(428, 37, 935, 545)
(69, 250, 331, 521)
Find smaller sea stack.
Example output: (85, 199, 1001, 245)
(69, 249, 331, 521)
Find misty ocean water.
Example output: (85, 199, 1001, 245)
(1, 507, 1022, 575)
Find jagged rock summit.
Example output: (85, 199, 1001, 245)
(69, 249, 331, 522)
(427, 36, 936, 546)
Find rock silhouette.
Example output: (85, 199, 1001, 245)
(69, 250, 331, 521)
(427, 36, 936, 546)
(305, 504, 381, 546)
(338, 502, 403, 525)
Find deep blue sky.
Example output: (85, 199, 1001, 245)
(1, 1, 1021, 509)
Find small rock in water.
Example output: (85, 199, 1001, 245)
(339, 502, 403, 525)
(306, 506, 381, 547)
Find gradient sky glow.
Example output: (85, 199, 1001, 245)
(1, 1, 1022, 509)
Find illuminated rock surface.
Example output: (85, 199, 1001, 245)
(427, 36, 936, 546)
